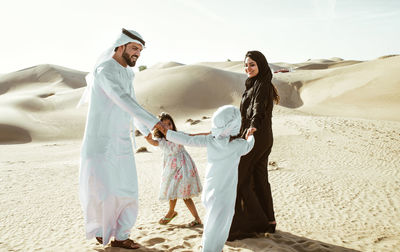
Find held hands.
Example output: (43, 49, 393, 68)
(153, 121, 168, 135)
(144, 133, 159, 146)
(245, 127, 257, 140)
(189, 131, 211, 136)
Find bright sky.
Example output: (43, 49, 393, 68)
(1, 0, 399, 73)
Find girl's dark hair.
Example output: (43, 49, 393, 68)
(154, 112, 177, 139)
(245, 50, 280, 104)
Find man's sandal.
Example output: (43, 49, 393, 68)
(95, 237, 103, 244)
(111, 239, 140, 249)
(158, 211, 178, 225)
(187, 219, 202, 227)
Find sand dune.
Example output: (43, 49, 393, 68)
(0, 64, 87, 143)
(1, 56, 399, 139)
(1, 107, 399, 251)
(1, 56, 400, 251)
(149, 61, 185, 69)
(295, 60, 362, 70)
(134, 64, 247, 120)
(197, 61, 287, 74)
(295, 55, 400, 121)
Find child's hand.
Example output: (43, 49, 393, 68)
(144, 133, 159, 146)
(145, 133, 152, 140)
(154, 121, 168, 135)
(189, 131, 211, 136)
(246, 127, 257, 139)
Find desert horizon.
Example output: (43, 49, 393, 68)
(1, 54, 399, 251)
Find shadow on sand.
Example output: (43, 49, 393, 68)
(227, 230, 360, 252)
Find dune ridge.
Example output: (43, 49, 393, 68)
(1, 56, 399, 251)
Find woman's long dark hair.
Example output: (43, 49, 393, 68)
(245, 51, 280, 104)
(154, 112, 177, 139)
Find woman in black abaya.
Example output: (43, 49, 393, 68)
(228, 50, 279, 241)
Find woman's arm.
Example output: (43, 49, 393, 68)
(250, 82, 271, 129)
(144, 133, 159, 146)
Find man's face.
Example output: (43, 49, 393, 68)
(122, 42, 143, 67)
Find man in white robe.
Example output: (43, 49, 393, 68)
(78, 28, 163, 249)
(162, 105, 255, 252)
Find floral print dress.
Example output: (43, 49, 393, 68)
(157, 137, 202, 200)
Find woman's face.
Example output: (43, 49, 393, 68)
(162, 119, 174, 130)
(245, 57, 259, 78)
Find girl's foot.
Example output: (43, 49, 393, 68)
(187, 219, 202, 227)
(159, 211, 178, 225)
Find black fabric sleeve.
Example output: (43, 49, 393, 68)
(250, 82, 270, 129)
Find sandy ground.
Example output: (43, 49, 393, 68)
(1, 56, 400, 251)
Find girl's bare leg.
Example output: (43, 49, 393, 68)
(183, 198, 201, 223)
(165, 199, 177, 218)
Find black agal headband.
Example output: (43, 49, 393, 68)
(122, 28, 145, 46)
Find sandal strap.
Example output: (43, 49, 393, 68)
(159, 212, 178, 223)
(95, 237, 103, 244)
(188, 220, 201, 227)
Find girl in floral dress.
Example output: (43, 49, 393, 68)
(145, 112, 203, 227)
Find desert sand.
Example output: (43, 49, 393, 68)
(1, 55, 399, 251)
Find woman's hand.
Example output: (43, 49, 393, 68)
(246, 127, 257, 139)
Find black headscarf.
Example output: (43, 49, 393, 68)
(244, 50, 273, 89)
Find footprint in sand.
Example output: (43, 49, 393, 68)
(144, 237, 166, 245)
(269, 161, 277, 166)
(191, 120, 201, 125)
(136, 146, 149, 153)
(183, 234, 199, 240)
(169, 245, 185, 250)
(183, 241, 192, 247)
(38, 92, 55, 98)
(186, 118, 201, 125)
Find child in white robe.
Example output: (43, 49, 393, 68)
(164, 105, 255, 252)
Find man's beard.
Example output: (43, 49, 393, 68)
(122, 52, 137, 67)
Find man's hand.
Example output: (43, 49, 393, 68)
(153, 121, 168, 135)
(246, 127, 257, 140)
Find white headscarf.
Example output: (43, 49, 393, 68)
(211, 105, 241, 139)
(77, 28, 145, 107)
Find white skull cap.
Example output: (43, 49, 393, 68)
(211, 105, 241, 139)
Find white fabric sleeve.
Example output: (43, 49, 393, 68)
(166, 130, 208, 147)
(97, 68, 159, 131)
(130, 85, 152, 136)
(240, 135, 255, 156)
